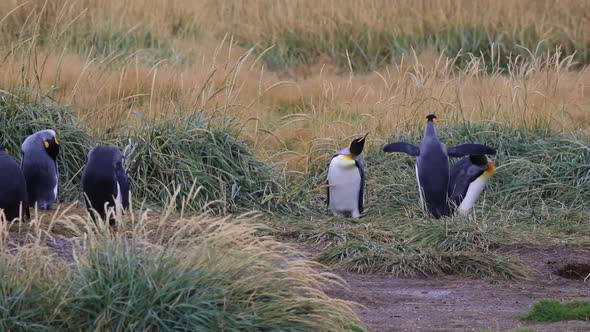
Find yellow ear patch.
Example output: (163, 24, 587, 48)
(433, 118, 439, 124)
(44, 141, 49, 149)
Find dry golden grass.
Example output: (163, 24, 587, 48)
(1, 0, 588, 170)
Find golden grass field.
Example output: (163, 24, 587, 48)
(1, 0, 589, 170)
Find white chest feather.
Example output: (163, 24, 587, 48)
(415, 164, 425, 211)
(115, 181, 122, 215)
(327, 155, 362, 214)
(457, 176, 489, 213)
(53, 174, 59, 200)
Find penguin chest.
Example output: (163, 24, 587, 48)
(327, 156, 362, 213)
(457, 176, 489, 213)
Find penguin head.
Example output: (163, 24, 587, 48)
(469, 154, 495, 178)
(0, 144, 6, 153)
(423, 114, 439, 137)
(42, 132, 60, 159)
(349, 133, 368, 156)
(23, 129, 60, 159)
(424, 114, 438, 124)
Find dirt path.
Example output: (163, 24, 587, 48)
(326, 244, 590, 332)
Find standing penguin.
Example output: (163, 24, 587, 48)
(0, 145, 30, 221)
(448, 154, 496, 214)
(327, 133, 368, 218)
(21, 129, 60, 210)
(383, 114, 496, 218)
(81, 146, 130, 226)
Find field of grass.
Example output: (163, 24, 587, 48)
(0, 0, 589, 330)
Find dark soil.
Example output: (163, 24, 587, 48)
(326, 244, 590, 332)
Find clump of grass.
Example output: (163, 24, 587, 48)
(522, 300, 590, 322)
(121, 113, 300, 214)
(0, 200, 364, 331)
(316, 240, 527, 280)
(0, 246, 68, 331)
(0, 89, 96, 201)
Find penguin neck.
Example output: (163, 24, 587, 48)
(423, 122, 438, 139)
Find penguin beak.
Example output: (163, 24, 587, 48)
(358, 132, 369, 142)
(485, 161, 496, 175)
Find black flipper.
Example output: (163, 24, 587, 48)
(326, 179, 330, 208)
(383, 142, 420, 156)
(355, 157, 366, 214)
(447, 144, 496, 158)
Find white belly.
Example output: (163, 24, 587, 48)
(457, 176, 488, 214)
(327, 157, 362, 216)
(416, 163, 425, 211)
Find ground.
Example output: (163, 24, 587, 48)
(9, 208, 590, 332)
(327, 244, 590, 332)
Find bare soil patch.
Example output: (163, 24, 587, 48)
(326, 244, 590, 331)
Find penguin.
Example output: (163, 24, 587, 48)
(448, 154, 496, 214)
(383, 114, 496, 218)
(81, 146, 130, 226)
(326, 133, 368, 218)
(21, 129, 60, 210)
(0, 145, 30, 221)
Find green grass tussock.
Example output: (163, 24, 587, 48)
(522, 300, 590, 322)
(0, 209, 364, 331)
(123, 114, 296, 214)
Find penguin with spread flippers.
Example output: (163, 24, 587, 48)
(327, 133, 368, 218)
(0, 145, 30, 221)
(21, 129, 60, 210)
(81, 146, 130, 226)
(448, 154, 495, 214)
(383, 114, 496, 218)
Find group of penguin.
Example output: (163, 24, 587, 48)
(1, 116, 492, 224)
(0, 129, 130, 225)
(327, 114, 496, 219)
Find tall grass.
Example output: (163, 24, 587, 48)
(2, 1, 589, 171)
(0, 202, 364, 331)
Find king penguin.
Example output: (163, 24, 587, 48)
(21, 129, 60, 210)
(81, 146, 130, 226)
(326, 133, 368, 218)
(448, 154, 496, 214)
(383, 114, 496, 218)
(0, 145, 30, 221)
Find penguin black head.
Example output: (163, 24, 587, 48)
(43, 134, 60, 159)
(468, 154, 488, 166)
(0, 144, 7, 153)
(424, 114, 438, 124)
(349, 133, 368, 156)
